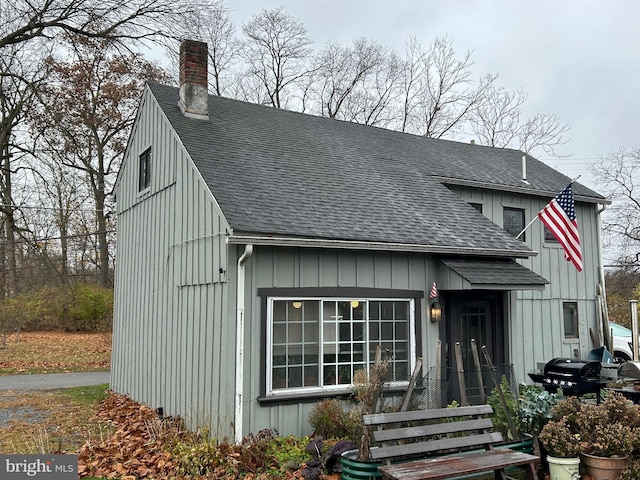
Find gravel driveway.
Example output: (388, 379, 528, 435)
(0, 371, 111, 427)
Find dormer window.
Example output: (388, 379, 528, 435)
(139, 147, 151, 192)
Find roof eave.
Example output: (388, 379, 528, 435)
(433, 175, 610, 204)
(226, 234, 537, 258)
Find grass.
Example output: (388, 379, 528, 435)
(0, 383, 111, 453)
(0, 331, 112, 455)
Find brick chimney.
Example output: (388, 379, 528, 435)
(178, 39, 209, 120)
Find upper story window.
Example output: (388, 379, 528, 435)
(563, 302, 578, 338)
(503, 207, 525, 240)
(544, 225, 559, 243)
(469, 203, 483, 214)
(139, 147, 151, 192)
(266, 297, 415, 396)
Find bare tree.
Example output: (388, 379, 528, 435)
(31, 35, 169, 287)
(240, 6, 313, 109)
(593, 147, 640, 269)
(0, 43, 46, 296)
(467, 86, 525, 148)
(398, 36, 496, 138)
(0, 0, 215, 51)
(467, 85, 569, 156)
(312, 39, 386, 118)
(310, 38, 402, 127)
(193, 0, 238, 96)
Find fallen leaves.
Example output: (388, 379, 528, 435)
(0, 332, 111, 374)
(78, 392, 181, 479)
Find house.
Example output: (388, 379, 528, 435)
(112, 40, 608, 442)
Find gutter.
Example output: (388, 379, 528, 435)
(234, 244, 253, 444)
(226, 234, 536, 258)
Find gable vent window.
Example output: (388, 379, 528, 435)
(138, 147, 151, 192)
(267, 298, 414, 396)
(503, 207, 525, 240)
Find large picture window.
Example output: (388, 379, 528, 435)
(267, 297, 415, 395)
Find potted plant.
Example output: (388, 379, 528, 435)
(576, 392, 640, 479)
(538, 416, 581, 480)
(576, 392, 640, 480)
(339, 354, 389, 480)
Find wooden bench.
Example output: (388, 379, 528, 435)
(363, 404, 540, 480)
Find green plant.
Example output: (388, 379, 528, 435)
(64, 384, 109, 405)
(518, 384, 558, 435)
(65, 283, 113, 331)
(487, 375, 522, 440)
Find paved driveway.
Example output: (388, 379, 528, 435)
(0, 371, 110, 391)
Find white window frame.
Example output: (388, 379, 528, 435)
(265, 297, 416, 397)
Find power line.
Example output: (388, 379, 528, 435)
(0, 230, 115, 246)
(0, 204, 106, 213)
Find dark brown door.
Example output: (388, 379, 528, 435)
(445, 292, 506, 405)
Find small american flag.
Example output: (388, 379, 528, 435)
(538, 183, 583, 272)
(429, 281, 438, 299)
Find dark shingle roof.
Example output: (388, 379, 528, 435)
(148, 83, 604, 256)
(440, 258, 549, 288)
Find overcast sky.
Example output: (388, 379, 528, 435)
(224, 1, 640, 191)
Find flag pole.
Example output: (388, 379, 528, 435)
(515, 175, 582, 239)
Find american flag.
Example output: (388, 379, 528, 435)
(429, 281, 438, 299)
(538, 183, 583, 272)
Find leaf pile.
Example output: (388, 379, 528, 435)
(78, 392, 180, 479)
(0, 332, 111, 374)
(77, 392, 323, 479)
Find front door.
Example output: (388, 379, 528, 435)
(444, 292, 507, 405)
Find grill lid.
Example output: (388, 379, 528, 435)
(618, 361, 640, 380)
(544, 358, 601, 379)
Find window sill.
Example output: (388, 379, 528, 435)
(258, 390, 352, 406)
(257, 384, 410, 406)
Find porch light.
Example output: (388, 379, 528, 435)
(351, 300, 360, 309)
(292, 301, 302, 309)
(430, 300, 442, 322)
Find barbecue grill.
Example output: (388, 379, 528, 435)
(529, 357, 606, 396)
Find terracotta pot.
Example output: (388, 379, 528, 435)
(580, 452, 628, 480)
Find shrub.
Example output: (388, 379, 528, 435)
(0, 283, 113, 334)
(64, 283, 113, 331)
(308, 399, 354, 440)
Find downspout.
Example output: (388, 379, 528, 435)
(234, 244, 253, 444)
(596, 204, 610, 349)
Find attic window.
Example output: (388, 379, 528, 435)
(139, 147, 151, 192)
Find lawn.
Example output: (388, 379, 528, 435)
(0, 331, 112, 453)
